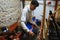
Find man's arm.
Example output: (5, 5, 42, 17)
(21, 22, 30, 32)
(21, 22, 34, 36)
(21, 8, 34, 36)
(21, 8, 30, 32)
(30, 21, 39, 28)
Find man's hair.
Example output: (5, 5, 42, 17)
(31, 0, 39, 7)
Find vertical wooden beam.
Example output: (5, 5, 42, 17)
(42, 0, 46, 39)
(40, 0, 46, 40)
(54, 0, 58, 17)
(22, 0, 25, 8)
(42, 0, 46, 30)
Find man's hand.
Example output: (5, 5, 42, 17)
(30, 21, 39, 28)
(29, 31, 34, 36)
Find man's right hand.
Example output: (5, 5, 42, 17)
(29, 31, 34, 36)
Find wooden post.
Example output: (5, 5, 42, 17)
(54, 0, 58, 17)
(22, 0, 25, 8)
(40, 0, 46, 40)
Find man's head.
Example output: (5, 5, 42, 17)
(30, 0, 39, 10)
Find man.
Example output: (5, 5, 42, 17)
(21, 0, 39, 40)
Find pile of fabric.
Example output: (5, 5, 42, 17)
(0, 0, 21, 27)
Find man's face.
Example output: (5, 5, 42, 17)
(30, 4, 36, 11)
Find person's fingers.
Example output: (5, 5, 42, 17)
(31, 32, 34, 36)
(29, 31, 34, 36)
